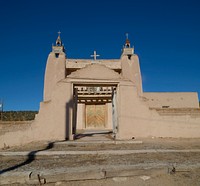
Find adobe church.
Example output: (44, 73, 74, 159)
(0, 34, 200, 148)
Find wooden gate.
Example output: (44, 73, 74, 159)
(86, 104, 106, 129)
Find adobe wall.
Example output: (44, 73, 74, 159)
(0, 121, 33, 136)
(143, 92, 199, 108)
(117, 82, 200, 139)
(34, 80, 73, 140)
(0, 80, 73, 148)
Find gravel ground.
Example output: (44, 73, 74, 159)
(1, 138, 200, 185)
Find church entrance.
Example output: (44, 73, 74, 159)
(73, 84, 118, 140)
(85, 104, 106, 129)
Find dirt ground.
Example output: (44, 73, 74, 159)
(1, 138, 200, 185)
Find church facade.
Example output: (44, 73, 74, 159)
(0, 34, 200, 147)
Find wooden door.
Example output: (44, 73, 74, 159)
(86, 104, 106, 129)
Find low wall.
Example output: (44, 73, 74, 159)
(0, 120, 34, 149)
(0, 121, 33, 136)
(143, 92, 199, 108)
(118, 108, 200, 139)
(117, 84, 200, 139)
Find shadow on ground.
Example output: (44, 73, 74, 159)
(0, 140, 65, 175)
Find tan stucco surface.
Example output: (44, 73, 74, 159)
(143, 92, 199, 108)
(117, 82, 200, 139)
(68, 63, 121, 80)
(66, 59, 121, 70)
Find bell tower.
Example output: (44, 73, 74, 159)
(121, 34, 143, 96)
(43, 32, 66, 101)
(52, 31, 65, 57)
(121, 33, 134, 59)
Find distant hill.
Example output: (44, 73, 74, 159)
(1, 111, 38, 121)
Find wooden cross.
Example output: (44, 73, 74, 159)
(91, 51, 100, 60)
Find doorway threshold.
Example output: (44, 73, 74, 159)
(74, 130, 113, 141)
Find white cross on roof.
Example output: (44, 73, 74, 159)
(126, 33, 129, 39)
(90, 51, 100, 60)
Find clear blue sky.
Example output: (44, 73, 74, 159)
(0, 0, 199, 111)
